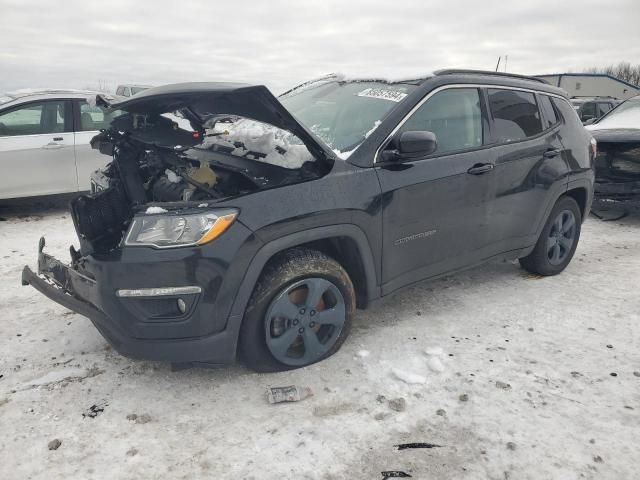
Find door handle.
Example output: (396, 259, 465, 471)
(467, 163, 495, 175)
(543, 148, 561, 158)
(42, 142, 64, 150)
(53, 137, 63, 141)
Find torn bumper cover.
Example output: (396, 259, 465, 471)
(21, 237, 246, 364)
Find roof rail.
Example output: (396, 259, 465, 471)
(434, 69, 549, 84)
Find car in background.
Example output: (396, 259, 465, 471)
(0, 89, 121, 199)
(115, 84, 151, 97)
(571, 96, 621, 124)
(586, 95, 640, 205)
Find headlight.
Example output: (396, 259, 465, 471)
(124, 209, 238, 248)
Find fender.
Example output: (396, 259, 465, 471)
(224, 224, 380, 357)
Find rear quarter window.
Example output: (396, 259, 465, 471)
(539, 95, 559, 129)
(551, 97, 584, 129)
(488, 89, 543, 143)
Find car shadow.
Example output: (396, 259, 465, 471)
(0, 193, 80, 220)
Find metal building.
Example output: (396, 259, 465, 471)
(535, 73, 639, 100)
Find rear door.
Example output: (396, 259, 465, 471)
(483, 89, 568, 253)
(73, 100, 114, 190)
(375, 86, 494, 293)
(0, 99, 76, 199)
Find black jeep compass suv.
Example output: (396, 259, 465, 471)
(22, 70, 595, 371)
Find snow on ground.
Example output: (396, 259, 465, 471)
(0, 197, 639, 480)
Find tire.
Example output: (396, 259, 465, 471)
(239, 248, 355, 372)
(519, 196, 582, 276)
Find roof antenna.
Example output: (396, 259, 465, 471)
(504, 55, 508, 72)
(495, 56, 501, 72)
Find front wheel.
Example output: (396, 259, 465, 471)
(239, 248, 355, 372)
(519, 196, 582, 276)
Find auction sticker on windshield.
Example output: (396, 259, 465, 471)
(356, 88, 408, 102)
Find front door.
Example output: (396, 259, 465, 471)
(0, 99, 76, 199)
(375, 87, 495, 294)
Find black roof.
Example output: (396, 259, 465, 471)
(430, 69, 567, 97)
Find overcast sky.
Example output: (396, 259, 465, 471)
(1, 0, 638, 94)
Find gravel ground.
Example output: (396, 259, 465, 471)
(0, 197, 638, 480)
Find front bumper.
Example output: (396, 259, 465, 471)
(21, 224, 256, 363)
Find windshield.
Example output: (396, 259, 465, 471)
(280, 81, 415, 157)
(591, 98, 640, 129)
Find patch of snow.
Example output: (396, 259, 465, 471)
(203, 118, 313, 169)
(356, 350, 370, 359)
(162, 112, 194, 131)
(424, 346, 444, 356)
(427, 356, 445, 373)
(145, 206, 168, 214)
(391, 368, 427, 385)
(364, 120, 382, 138)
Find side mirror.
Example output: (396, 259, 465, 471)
(583, 118, 596, 126)
(581, 114, 594, 122)
(381, 131, 438, 162)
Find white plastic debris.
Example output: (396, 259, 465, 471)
(165, 169, 182, 183)
(391, 368, 426, 385)
(266, 385, 313, 404)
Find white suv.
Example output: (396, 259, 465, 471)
(0, 90, 119, 199)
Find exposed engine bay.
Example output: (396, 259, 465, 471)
(71, 94, 332, 255)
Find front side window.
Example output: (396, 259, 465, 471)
(280, 80, 415, 157)
(596, 102, 612, 117)
(79, 101, 123, 131)
(397, 88, 482, 155)
(115, 86, 125, 96)
(488, 89, 542, 142)
(0, 100, 66, 137)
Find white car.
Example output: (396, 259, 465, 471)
(0, 90, 120, 199)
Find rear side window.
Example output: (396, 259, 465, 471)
(399, 88, 483, 155)
(488, 89, 542, 143)
(596, 102, 612, 117)
(539, 95, 559, 129)
(0, 100, 67, 137)
(581, 102, 597, 119)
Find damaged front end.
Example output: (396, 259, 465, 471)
(591, 129, 640, 209)
(21, 82, 336, 363)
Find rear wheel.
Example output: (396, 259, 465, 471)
(239, 248, 355, 372)
(519, 196, 582, 276)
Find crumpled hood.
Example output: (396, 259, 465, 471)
(96, 82, 335, 162)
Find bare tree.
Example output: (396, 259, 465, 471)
(583, 62, 640, 86)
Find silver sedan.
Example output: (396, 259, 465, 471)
(0, 90, 118, 199)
